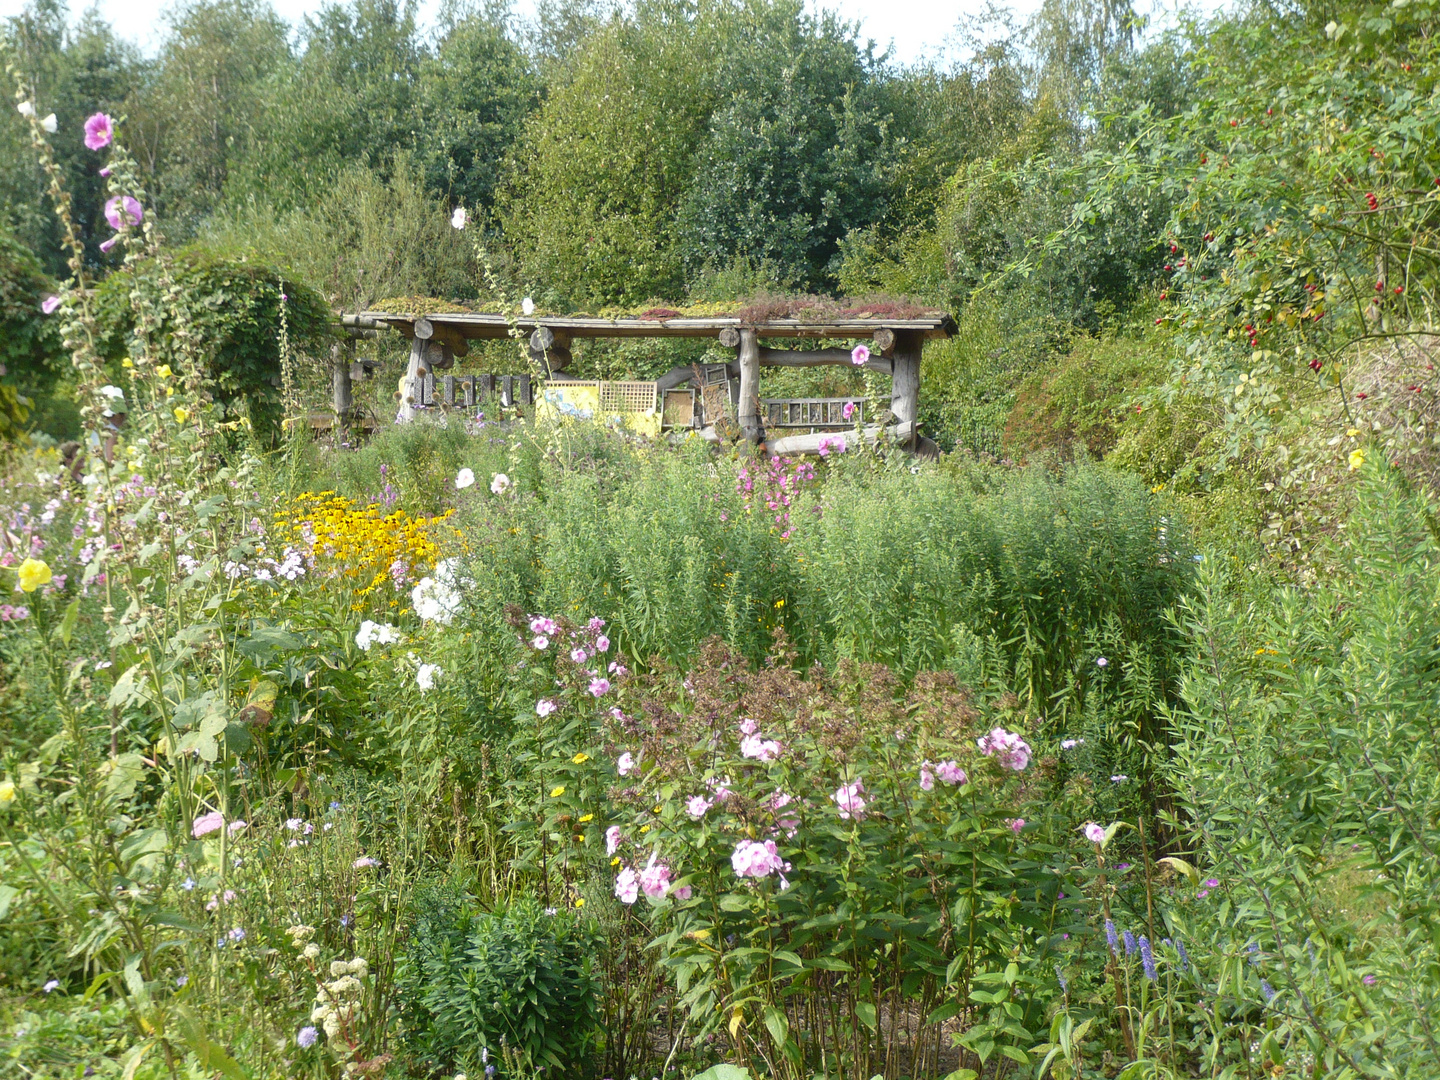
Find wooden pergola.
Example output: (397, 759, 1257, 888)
(354, 309, 956, 454)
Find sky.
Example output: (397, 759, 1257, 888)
(0, 0, 1223, 68)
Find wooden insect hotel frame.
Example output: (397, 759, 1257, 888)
(356, 308, 956, 455)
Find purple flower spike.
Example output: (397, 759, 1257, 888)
(104, 195, 143, 230)
(84, 113, 114, 150)
(41, 295, 60, 314)
(1139, 936, 1156, 981)
(1105, 919, 1118, 953)
(1123, 928, 1137, 956)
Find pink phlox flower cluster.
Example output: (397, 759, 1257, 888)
(1007, 818, 1025, 834)
(706, 776, 733, 802)
(608, 660, 628, 677)
(740, 734, 782, 762)
(589, 677, 611, 697)
(536, 699, 557, 717)
(617, 752, 636, 777)
(1083, 822, 1105, 844)
(571, 647, 588, 663)
(738, 718, 758, 736)
(976, 727, 1031, 771)
(731, 839, 788, 879)
(529, 616, 559, 636)
(833, 779, 867, 820)
(532, 635, 550, 650)
(935, 760, 966, 785)
(918, 764, 934, 791)
(595, 634, 610, 652)
(605, 825, 624, 855)
(638, 853, 673, 899)
(686, 795, 712, 818)
(192, 811, 225, 838)
(614, 867, 639, 904)
(0, 604, 30, 621)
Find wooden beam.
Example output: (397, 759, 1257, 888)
(397, 335, 425, 421)
(718, 327, 741, 348)
(873, 327, 896, 353)
(529, 327, 572, 374)
(758, 346, 893, 375)
(889, 330, 922, 450)
(361, 311, 958, 342)
(737, 329, 763, 443)
(768, 421, 915, 457)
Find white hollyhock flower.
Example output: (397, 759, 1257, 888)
(451, 206, 467, 229)
(522, 297, 535, 315)
(16, 102, 35, 117)
(490, 473, 511, 495)
(455, 467, 475, 490)
(41, 113, 57, 133)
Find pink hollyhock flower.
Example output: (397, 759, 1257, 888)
(192, 811, 224, 838)
(83, 112, 114, 150)
(605, 825, 624, 855)
(617, 752, 636, 776)
(614, 867, 639, 904)
(740, 734, 781, 762)
(976, 727, 1031, 771)
(842, 400, 857, 420)
(589, 677, 611, 697)
(103, 195, 143, 230)
(738, 718, 758, 735)
(731, 839, 786, 878)
(918, 764, 934, 791)
(1084, 822, 1105, 844)
(595, 634, 610, 652)
(935, 760, 966, 785)
(851, 343, 870, 367)
(817, 434, 846, 457)
(638, 854, 672, 899)
(41, 295, 60, 314)
(686, 795, 712, 818)
(1008, 818, 1025, 834)
(833, 780, 867, 820)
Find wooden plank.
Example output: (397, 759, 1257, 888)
(361, 311, 957, 342)
(738, 329, 762, 443)
(443, 375, 456, 406)
(480, 373, 496, 398)
(517, 373, 532, 406)
(768, 421, 915, 457)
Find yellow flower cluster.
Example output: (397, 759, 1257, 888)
(273, 493, 458, 597)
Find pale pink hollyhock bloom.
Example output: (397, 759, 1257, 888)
(851, 343, 870, 366)
(817, 434, 846, 457)
(192, 811, 224, 838)
(1084, 822, 1105, 844)
(638, 854, 672, 899)
(617, 752, 635, 776)
(353, 856, 379, 868)
(731, 839, 786, 878)
(833, 780, 866, 820)
(842, 400, 856, 420)
(686, 795, 712, 818)
(41, 295, 60, 314)
(918, 764, 934, 791)
(1008, 818, 1025, 834)
(738, 718, 758, 736)
(976, 727, 1031, 771)
(84, 112, 114, 150)
(103, 195, 143, 229)
(536, 699, 557, 717)
(605, 825, 624, 855)
(595, 634, 610, 652)
(614, 867, 639, 904)
(740, 734, 781, 762)
(935, 760, 966, 785)
(589, 677, 611, 697)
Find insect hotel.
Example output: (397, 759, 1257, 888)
(351, 308, 956, 456)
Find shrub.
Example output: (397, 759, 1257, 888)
(395, 889, 601, 1074)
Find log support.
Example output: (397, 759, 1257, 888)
(529, 327, 573, 375)
(737, 329, 763, 444)
(331, 342, 353, 426)
(889, 330, 922, 449)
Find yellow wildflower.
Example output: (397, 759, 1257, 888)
(16, 558, 51, 593)
(572, 752, 590, 764)
(173, 406, 190, 423)
(575, 898, 585, 908)
(0, 780, 15, 804)
(550, 785, 566, 798)
(156, 365, 172, 378)
(1348, 448, 1366, 471)
(578, 813, 594, 823)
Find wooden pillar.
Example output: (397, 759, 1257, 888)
(890, 330, 922, 448)
(331, 342, 353, 424)
(398, 333, 425, 422)
(737, 328, 763, 443)
(443, 375, 456, 407)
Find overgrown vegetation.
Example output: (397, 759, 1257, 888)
(3, 0, 1440, 1076)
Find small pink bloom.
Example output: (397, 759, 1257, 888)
(84, 112, 114, 150)
(41, 295, 60, 314)
(617, 752, 635, 776)
(842, 400, 856, 420)
(731, 838, 786, 878)
(673, 884, 692, 900)
(192, 811, 224, 838)
(103, 195, 143, 230)
(638, 853, 672, 899)
(934, 760, 966, 785)
(99, 236, 119, 254)
(227, 819, 248, 834)
(739, 718, 758, 735)
(614, 867, 639, 904)
(98, 166, 111, 178)
(740, 734, 781, 762)
(589, 677, 611, 697)
(353, 856, 379, 868)
(571, 647, 588, 663)
(1008, 818, 1025, 834)
(532, 635, 550, 650)
(605, 825, 624, 855)
(850, 343, 871, 367)
(833, 780, 866, 820)
(595, 634, 610, 652)
(536, 699, 557, 717)
(1083, 822, 1105, 844)
(918, 765, 934, 791)
(686, 795, 712, 818)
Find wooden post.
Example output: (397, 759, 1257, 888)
(331, 342, 353, 424)
(890, 330, 922, 449)
(398, 333, 425, 422)
(737, 329, 763, 444)
(462, 376, 477, 409)
(443, 375, 456, 407)
(480, 373, 496, 400)
(517, 373, 532, 408)
(501, 375, 514, 408)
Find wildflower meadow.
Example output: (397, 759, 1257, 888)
(3, 0, 1440, 1078)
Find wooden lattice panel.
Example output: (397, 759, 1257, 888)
(600, 381, 658, 414)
